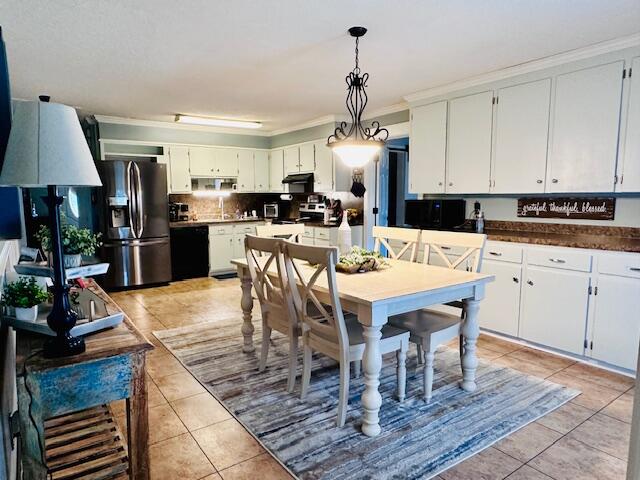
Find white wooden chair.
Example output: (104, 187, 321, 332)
(372, 226, 421, 262)
(389, 230, 486, 402)
(245, 234, 300, 393)
(256, 224, 306, 243)
(281, 241, 409, 427)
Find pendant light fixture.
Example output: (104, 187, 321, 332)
(327, 27, 388, 168)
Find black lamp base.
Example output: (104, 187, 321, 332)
(43, 332, 86, 358)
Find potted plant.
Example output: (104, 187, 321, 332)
(37, 222, 102, 268)
(1, 277, 49, 322)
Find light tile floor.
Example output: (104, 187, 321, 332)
(108, 277, 635, 480)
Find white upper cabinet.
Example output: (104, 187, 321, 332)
(313, 141, 333, 192)
(620, 57, 640, 192)
(299, 143, 315, 173)
(492, 79, 551, 193)
(253, 150, 269, 192)
(236, 150, 255, 192)
(214, 148, 239, 177)
(189, 147, 216, 177)
(446, 91, 494, 194)
(269, 149, 285, 192)
(548, 61, 624, 192)
(168, 146, 191, 193)
(409, 101, 447, 194)
(283, 146, 300, 175)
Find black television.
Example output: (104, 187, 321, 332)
(0, 26, 22, 240)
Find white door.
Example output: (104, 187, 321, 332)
(590, 275, 640, 370)
(214, 148, 239, 177)
(409, 101, 447, 194)
(269, 149, 285, 192)
(189, 147, 216, 177)
(620, 57, 640, 192)
(520, 266, 590, 355)
(548, 61, 624, 192)
(254, 151, 270, 192)
(313, 141, 333, 192)
(168, 146, 191, 193)
(478, 260, 522, 336)
(237, 150, 255, 192)
(284, 146, 300, 175)
(447, 91, 494, 193)
(156, 153, 172, 194)
(209, 234, 235, 273)
(299, 143, 315, 173)
(492, 79, 551, 193)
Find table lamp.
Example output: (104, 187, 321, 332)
(0, 97, 102, 357)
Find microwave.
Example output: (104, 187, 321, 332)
(404, 199, 466, 230)
(263, 203, 279, 219)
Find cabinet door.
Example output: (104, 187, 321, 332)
(409, 101, 447, 193)
(620, 57, 640, 192)
(493, 79, 551, 193)
(168, 146, 191, 193)
(269, 149, 285, 192)
(447, 91, 493, 193)
(313, 141, 333, 192)
(478, 260, 522, 336)
(591, 275, 640, 370)
(284, 147, 300, 175)
(233, 233, 246, 259)
(189, 147, 216, 177)
(254, 151, 270, 192)
(520, 266, 589, 355)
(299, 143, 315, 173)
(548, 61, 624, 192)
(209, 234, 235, 272)
(237, 150, 255, 192)
(214, 148, 239, 177)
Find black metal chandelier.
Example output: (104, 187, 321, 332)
(327, 27, 388, 168)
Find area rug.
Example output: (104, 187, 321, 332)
(155, 321, 579, 479)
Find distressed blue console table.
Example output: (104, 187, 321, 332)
(15, 283, 153, 479)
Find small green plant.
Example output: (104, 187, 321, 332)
(37, 223, 102, 256)
(1, 277, 49, 308)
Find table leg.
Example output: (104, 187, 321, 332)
(127, 352, 149, 480)
(461, 298, 481, 392)
(361, 324, 383, 437)
(17, 374, 47, 480)
(239, 267, 255, 353)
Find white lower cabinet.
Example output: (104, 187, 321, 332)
(209, 234, 235, 273)
(478, 260, 522, 337)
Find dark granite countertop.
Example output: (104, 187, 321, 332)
(170, 218, 264, 228)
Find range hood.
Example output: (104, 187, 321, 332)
(282, 172, 314, 193)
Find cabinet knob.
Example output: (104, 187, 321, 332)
(448, 182, 453, 187)
(527, 280, 534, 286)
(438, 182, 443, 186)
(536, 179, 543, 184)
(552, 178, 559, 183)
(513, 277, 519, 283)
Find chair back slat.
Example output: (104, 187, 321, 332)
(256, 224, 305, 243)
(372, 226, 421, 262)
(420, 230, 486, 272)
(282, 242, 349, 351)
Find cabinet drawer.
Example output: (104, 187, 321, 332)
(303, 226, 314, 238)
(314, 228, 331, 241)
(483, 242, 523, 264)
(235, 224, 259, 235)
(527, 247, 592, 272)
(209, 225, 234, 235)
(598, 253, 640, 279)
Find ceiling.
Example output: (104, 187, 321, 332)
(2, 0, 639, 132)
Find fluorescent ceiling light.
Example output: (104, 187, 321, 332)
(175, 114, 262, 129)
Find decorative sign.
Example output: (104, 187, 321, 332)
(517, 197, 616, 220)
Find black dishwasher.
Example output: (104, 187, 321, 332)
(169, 226, 209, 280)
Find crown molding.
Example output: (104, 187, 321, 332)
(268, 114, 350, 136)
(93, 115, 272, 136)
(404, 33, 640, 104)
(362, 102, 409, 120)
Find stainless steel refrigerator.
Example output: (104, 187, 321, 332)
(97, 159, 171, 288)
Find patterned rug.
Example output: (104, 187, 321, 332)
(155, 321, 579, 479)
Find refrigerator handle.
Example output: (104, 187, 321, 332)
(134, 162, 144, 238)
(126, 161, 136, 236)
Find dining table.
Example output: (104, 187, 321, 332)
(231, 256, 494, 437)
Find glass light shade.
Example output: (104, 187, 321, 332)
(329, 140, 383, 168)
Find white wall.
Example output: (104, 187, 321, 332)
(464, 196, 640, 228)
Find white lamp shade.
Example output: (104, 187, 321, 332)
(329, 139, 383, 168)
(0, 100, 102, 187)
